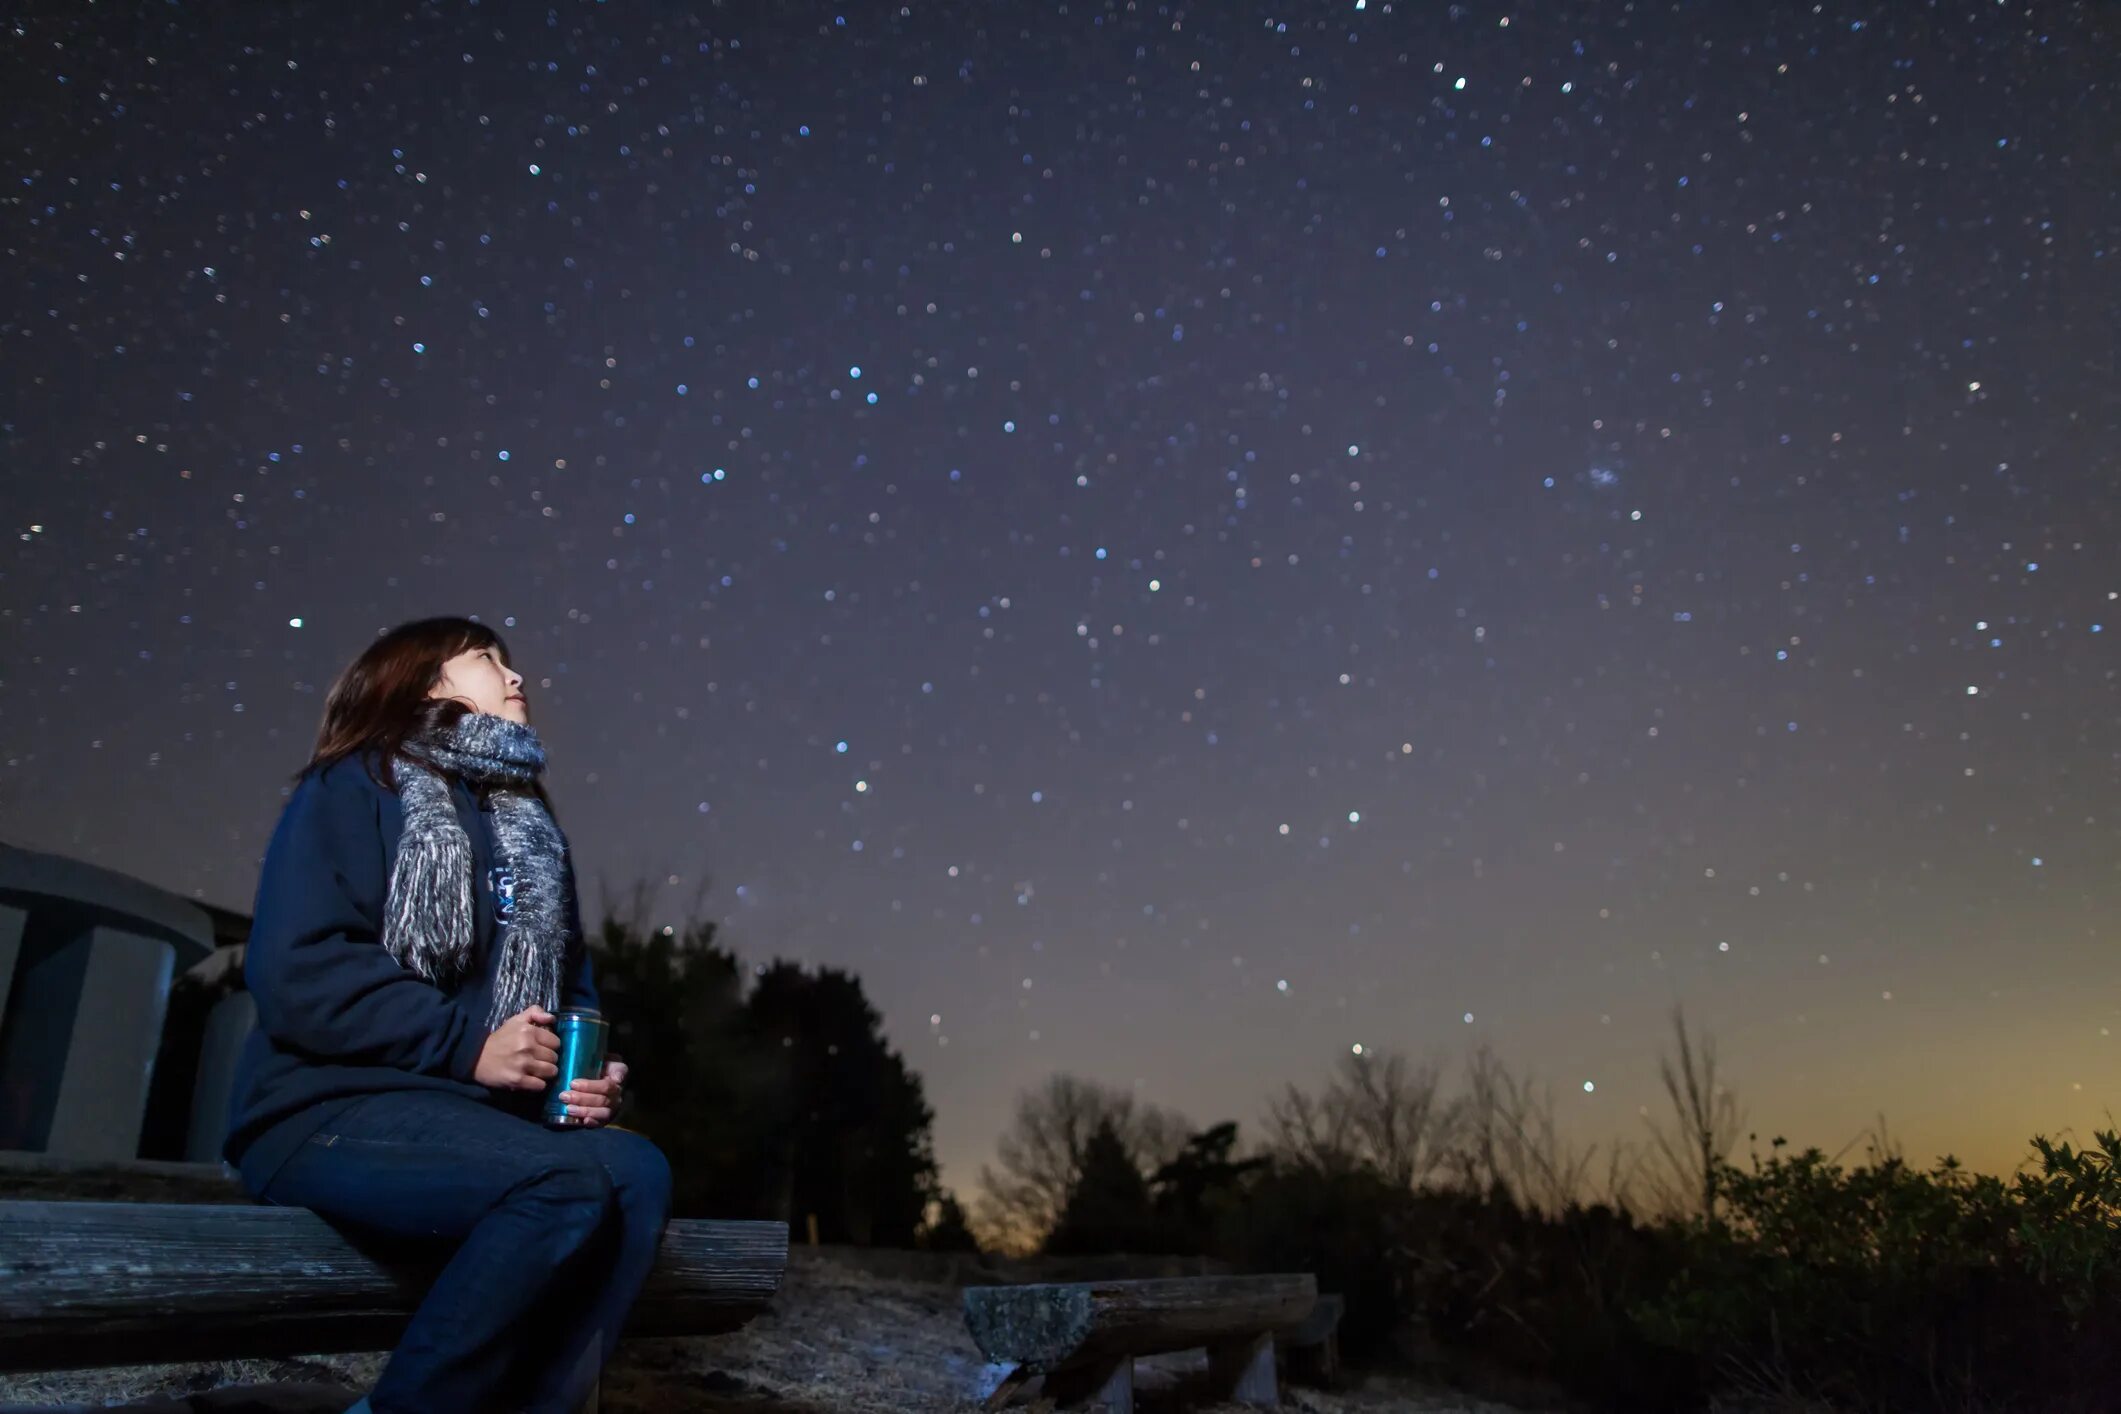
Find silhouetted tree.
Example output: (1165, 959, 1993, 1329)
(588, 901, 939, 1244)
(919, 1190, 981, 1253)
(746, 961, 939, 1246)
(977, 1074, 1190, 1250)
(1045, 1118, 1165, 1255)
(1264, 1050, 1459, 1190)
(1150, 1121, 1267, 1254)
(589, 912, 771, 1221)
(1451, 1044, 1610, 1214)
(1642, 1007, 1742, 1221)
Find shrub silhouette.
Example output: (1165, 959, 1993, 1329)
(996, 1047, 2121, 1411)
(1634, 1134, 2121, 1412)
(1217, 1161, 1413, 1362)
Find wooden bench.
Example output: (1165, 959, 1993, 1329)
(0, 1200, 787, 1406)
(964, 1273, 1317, 1412)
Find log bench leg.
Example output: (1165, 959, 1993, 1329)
(1206, 1331, 1279, 1408)
(1042, 1355, 1134, 1413)
(982, 1363, 1034, 1410)
(1284, 1330, 1340, 1387)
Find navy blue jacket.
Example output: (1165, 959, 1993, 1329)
(224, 755, 597, 1191)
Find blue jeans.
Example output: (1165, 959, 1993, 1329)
(255, 1090, 672, 1414)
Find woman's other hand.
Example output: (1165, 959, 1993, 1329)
(473, 1007, 560, 1091)
(558, 1055, 628, 1128)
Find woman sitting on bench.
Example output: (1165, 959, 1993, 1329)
(224, 616, 672, 1414)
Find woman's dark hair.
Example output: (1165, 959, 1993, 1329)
(305, 616, 514, 789)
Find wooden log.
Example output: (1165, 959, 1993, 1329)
(0, 1381, 353, 1413)
(1283, 1328, 1339, 1387)
(0, 1201, 787, 1372)
(962, 1274, 1316, 1372)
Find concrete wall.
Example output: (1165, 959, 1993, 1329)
(43, 928, 178, 1161)
(0, 904, 24, 1151)
(0, 846, 213, 1161)
(186, 990, 257, 1165)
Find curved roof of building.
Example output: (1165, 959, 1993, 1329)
(0, 844, 216, 966)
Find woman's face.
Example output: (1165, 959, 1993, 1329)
(429, 642, 528, 724)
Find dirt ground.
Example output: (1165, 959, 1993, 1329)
(0, 1248, 1541, 1414)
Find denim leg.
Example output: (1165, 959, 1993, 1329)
(505, 1126, 674, 1414)
(260, 1092, 621, 1414)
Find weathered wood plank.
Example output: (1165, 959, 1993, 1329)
(0, 1377, 595, 1414)
(0, 1201, 787, 1372)
(962, 1273, 1316, 1372)
(0, 1380, 353, 1413)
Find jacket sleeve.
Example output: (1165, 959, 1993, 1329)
(561, 941, 601, 1013)
(244, 768, 487, 1081)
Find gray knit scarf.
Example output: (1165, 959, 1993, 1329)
(381, 712, 575, 1031)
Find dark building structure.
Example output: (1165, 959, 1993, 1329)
(0, 844, 217, 1160)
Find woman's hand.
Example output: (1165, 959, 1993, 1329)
(558, 1055, 629, 1128)
(473, 1007, 560, 1091)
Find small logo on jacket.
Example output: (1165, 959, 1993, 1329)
(489, 866, 518, 928)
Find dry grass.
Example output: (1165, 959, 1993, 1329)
(0, 1248, 1538, 1413)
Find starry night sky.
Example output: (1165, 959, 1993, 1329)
(3, 0, 2116, 1197)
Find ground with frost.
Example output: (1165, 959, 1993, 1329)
(0, 1247, 1543, 1413)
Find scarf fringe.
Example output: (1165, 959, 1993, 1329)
(382, 816, 476, 985)
(484, 791, 570, 1030)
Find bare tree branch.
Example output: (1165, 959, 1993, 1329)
(1261, 1050, 1461, 1190)
(1447, 1046, 1607, 1215)
(1641, 1006, 1744, 1221)
(974, 1075, 1189, 1252)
